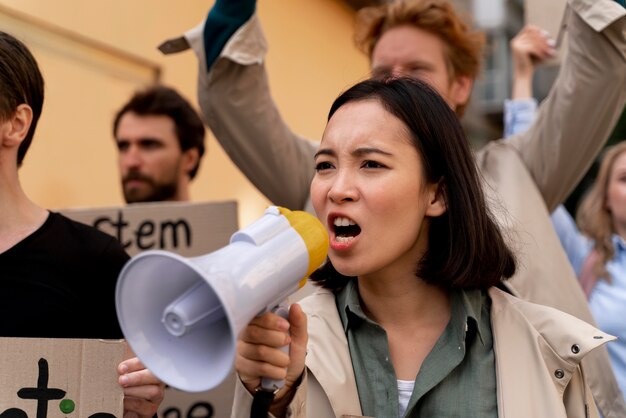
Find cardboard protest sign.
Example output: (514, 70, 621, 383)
(60, 200, 238, 257)
(0, 338, 125, 418)
(61, 200, 240, 417)
(159, 376, 236, 418)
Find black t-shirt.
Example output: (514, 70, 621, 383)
(0, 212, 129, 338)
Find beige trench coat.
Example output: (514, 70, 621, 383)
(230, 288, 613, 418)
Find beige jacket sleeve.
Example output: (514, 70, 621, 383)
(505, 0, 626, 212)
(187, 16, 317, 212)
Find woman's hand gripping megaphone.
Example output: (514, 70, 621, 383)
(236, 301, 309, 410)
(231, 206, 326, 416)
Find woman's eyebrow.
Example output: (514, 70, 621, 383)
(352, 147, 393, 157)
(314, 146, 393, 159)
(314, 148, 335, 159)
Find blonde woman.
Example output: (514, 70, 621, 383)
(552, 141, 626, 399)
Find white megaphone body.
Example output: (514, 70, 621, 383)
(115, 206, 328, 393)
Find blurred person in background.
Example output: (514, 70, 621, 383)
(552, 143, 626, 400)
(113, 85, 205, 203)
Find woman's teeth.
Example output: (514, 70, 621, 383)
(333, 216, 361, 242)
(334, 216, 356, 227)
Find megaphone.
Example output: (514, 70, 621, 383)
(115, 206, 328, 393)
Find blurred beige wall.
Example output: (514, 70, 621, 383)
(1, 0, 369, 227)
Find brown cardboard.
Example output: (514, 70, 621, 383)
(0, 338, 125, 418)
(59, 200, 239, 257)
(159, 375, 237, 418)
(525, 0, 569, 65)
(61, 200, 241, 417)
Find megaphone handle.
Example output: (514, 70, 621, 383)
(260, 303, 290, 392)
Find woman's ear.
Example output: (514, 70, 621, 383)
(425, 179, 447, 217)
(1, 104, 33, 147)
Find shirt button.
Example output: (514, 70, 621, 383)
(571, 344, 580, 354)
(554, 369, 565, 379)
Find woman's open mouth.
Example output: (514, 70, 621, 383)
(332, 216, 361, 243)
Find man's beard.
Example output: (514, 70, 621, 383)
(123, 172, 178, 203)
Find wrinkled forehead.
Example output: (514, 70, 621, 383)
(321, 99, 416, 153)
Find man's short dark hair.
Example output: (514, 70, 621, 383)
(0, 31, 45, 167)
(113, 85, 206, 179)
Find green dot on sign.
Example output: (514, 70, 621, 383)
(60, 399, 75, 413)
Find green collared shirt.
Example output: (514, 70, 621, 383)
(336, 280, 497, 418)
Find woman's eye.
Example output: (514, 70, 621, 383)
(315, 161, 334, 171)
(362, 160, 385, 169)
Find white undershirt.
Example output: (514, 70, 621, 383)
(397, 379, 415, 417)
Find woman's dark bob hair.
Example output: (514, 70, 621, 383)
(310, 77, 516, 291)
